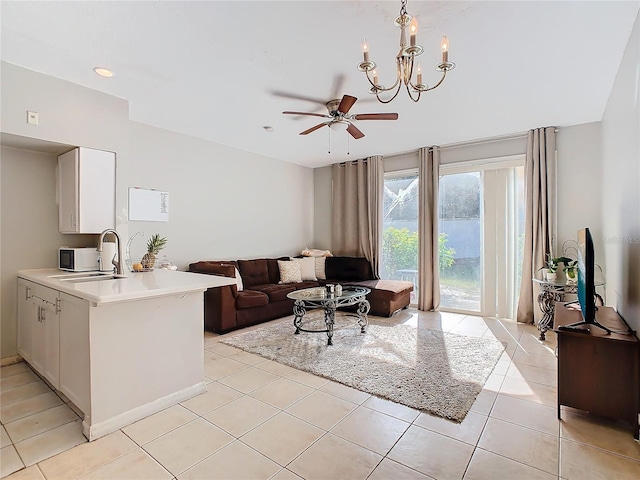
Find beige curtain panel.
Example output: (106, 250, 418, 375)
(418, 147, 441, 311)
(331, 156, 383, 277)
(516, 127, 557, 324)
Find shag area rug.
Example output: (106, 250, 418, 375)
(221, 314, 505, 422)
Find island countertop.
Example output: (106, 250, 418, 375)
(18, 268, 235, 306)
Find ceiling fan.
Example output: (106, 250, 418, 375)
(282, 94, 398, 139)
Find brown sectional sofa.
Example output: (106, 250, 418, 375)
(189, 256, 413, 333)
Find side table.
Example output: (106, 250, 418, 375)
(532, 275, 604, 341)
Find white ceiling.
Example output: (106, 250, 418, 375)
(1, 1, 638, 168)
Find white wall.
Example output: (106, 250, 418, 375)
(0, 147, 93, 358)
(1, 62, 315, 359)
(125, 121, 314, 265)
(555, 122, 603, 266)
(601, 12, 640, 332)
(313, 166, 332, 250)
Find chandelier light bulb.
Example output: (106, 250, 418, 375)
(372, 69, 379, 86)
(362, 38, 370, 62)
(409, 17, 418, 46)
(416, 63, 423, 85)
(441, 35, 449, 63)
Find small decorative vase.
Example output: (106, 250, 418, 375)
(566, 272, 578, 284)
(545, 271, 557, 282)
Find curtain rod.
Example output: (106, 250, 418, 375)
(438, 127, 558, 151)
(336, 127, 559, 164)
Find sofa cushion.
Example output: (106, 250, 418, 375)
(251, 284, 296, 302)
(236, 290, 269, 309)
(314, 256, 327, 280)
(278, 260, 302, 284)
(292, 281, 322, 290)
(266, 258, 289, 284)
(238, 259, 270, 288)
(291, 256, 317, 281)
(339, 279, 414, 301)
(325, 257, 374, 281)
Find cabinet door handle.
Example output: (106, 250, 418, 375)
(37, 305, 41, 322)
(26, 286, 31, 301)
(41, 307, 46, 322)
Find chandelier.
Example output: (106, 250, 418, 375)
(357, 0, 455, 103)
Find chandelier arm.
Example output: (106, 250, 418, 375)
(374, 82, 403, 104)
(422, 69, 448, 92)
(405, 83, 421, 102)
(365, 69, 401, 93)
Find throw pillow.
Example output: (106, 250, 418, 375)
(278, 260, 302, 284)
(291, 256, 317, 281)
(301, 248, 333, 257)
(234, 267, 244, 292)
(314, 256, 326, 280)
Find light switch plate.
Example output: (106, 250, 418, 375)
(27, 111, 39, 125)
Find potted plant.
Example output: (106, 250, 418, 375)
(544, 254, 559, 281)
(561, 258, 578, 284)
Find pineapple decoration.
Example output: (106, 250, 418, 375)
(141, 234, 168, 270)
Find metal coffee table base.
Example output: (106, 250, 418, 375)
(292, 298, 370, 345)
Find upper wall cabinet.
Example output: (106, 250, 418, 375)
(58, 147, 115, 234)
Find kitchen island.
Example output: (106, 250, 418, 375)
(17, 268, 235, 441)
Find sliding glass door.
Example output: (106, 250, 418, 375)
(381, 172, 419, 304)
(439, 158, 525, 318)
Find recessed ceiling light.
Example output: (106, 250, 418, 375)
(93, 67, 115, 78)
(263, 126, 274, 132)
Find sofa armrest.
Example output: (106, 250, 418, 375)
(189, 261, 240, 332)
(189, 261, 238, 297)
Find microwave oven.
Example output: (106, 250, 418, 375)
(58, 247, 100, 272)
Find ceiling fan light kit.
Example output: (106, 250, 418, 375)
(357, 0, 455, 103)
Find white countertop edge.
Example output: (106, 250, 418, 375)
(18, 268, 236, 305)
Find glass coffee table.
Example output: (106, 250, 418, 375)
(287, 286, 371, 345)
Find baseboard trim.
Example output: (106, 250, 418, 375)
(83, 382, 206, 441)
(1, 355, 23, 367)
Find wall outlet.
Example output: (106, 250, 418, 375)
(27, 111, 39, 125)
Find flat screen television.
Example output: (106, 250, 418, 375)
(577, 227, 596, 323)
(561, 227, 613, 334)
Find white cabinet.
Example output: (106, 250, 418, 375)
(17, 279, 35, 362)
(17, 280, 60, 388)
(58, 292, 90, 414)
(58, 147, 115, 233)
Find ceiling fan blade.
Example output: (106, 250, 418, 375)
(353, 113, 399, 121)
(337, 95, 358, 114)
(346, 123, 365, 139)
(300, 123, 328, 135)
(283, 111, 330, 118)
(270, 90, 327, 106)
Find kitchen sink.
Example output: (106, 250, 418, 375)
(56, 273, 126, 283)
(50, 272, 112, 279)
(64, 275, 120, 283)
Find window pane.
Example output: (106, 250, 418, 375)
(381, 174, 419, 303)
(439, 172, 481, 311)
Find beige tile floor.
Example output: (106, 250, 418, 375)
(2, 309, 640, 479)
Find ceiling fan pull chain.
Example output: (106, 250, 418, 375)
(347, 130, 350, 155)
(328, 126, 331, 154)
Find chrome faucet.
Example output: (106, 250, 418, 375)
(97, 229, 126, 276)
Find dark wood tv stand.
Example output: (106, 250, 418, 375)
(554, 303, 639, 439)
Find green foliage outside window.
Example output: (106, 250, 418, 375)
(382, 227, 456, 276)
